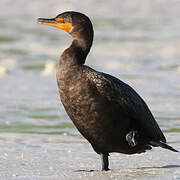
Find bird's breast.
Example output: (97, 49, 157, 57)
(56, 66, 93, 120)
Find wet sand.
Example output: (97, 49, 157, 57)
(0, 133, 179, 180)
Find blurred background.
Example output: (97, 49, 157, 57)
(0, 0, 179, 138)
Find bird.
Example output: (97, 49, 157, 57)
(37, 11, 178, 171)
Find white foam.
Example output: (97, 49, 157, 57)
(41, 61, 57, 76)
(0, 66, 8, 76)
(0, 58, 16, 77)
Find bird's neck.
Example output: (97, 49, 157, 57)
(59, 30, 93, 67)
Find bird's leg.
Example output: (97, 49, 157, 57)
(101, 154, 109, 171)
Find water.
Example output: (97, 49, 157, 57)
(0, 0, 179, 179)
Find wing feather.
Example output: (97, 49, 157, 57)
(89, 70, 166, 143)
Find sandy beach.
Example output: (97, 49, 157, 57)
(0, 133, 179, 180)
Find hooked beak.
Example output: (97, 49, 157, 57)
(37, 17, 72, 32)
(37, 18, 57, 25)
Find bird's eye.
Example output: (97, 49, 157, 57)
(64, 18, 69, 22)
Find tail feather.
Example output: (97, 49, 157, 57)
(149, 141, 178, 152)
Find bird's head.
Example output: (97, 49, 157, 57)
(37, 12, 72, 33)
(37, 11, 93, 38)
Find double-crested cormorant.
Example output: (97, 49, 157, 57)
(37, 11, 178, 171)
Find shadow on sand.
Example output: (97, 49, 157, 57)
(74, 164, 180, 173)
(139, 164, 180, 169)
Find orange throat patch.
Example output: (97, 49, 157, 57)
(58, 22, 72, 32)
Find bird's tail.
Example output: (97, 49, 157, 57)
(149, 141, 178, 152)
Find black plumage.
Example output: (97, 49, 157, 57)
(37, 11, 178, 171)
